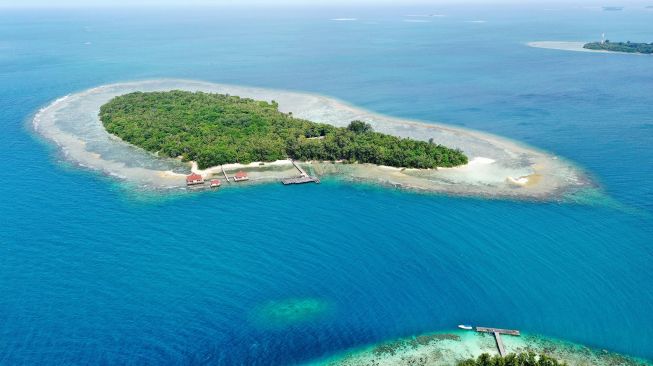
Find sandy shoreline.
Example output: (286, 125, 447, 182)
(32, 79, 590, 199)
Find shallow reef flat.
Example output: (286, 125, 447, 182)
(33, 79, 589, 199)
(310, 330, 652, 366)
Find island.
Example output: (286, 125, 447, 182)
(583, 40, 653, 54)
(32, 79, 590, 199)
(312, 329, 651, 366)
(99, 91, 468, 169)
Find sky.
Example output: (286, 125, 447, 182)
(0, 0, 646, 8)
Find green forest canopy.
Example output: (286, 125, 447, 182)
(457, 352, 568, 366)
(99, 91, 468, 169)
(583, 41, 653, 54)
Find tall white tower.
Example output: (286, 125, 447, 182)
(601, 33, 606, 44)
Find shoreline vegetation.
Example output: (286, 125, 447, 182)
(457, 353, 567, 366)
(99, 91, 468, 170)
(583, 41, 653, 54)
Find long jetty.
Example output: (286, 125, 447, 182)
(283, 160, 319, 185)
(475, 327, 520, 357)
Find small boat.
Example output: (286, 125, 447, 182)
(209, 179, 222, 188)
(458, 324, 473, 330)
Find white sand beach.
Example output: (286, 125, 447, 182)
(32, 79, 589, 199)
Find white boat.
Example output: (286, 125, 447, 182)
(458, 324, 473, 330)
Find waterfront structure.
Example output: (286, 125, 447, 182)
(233, 171, 249, 182)
(186, 173, 204, 186)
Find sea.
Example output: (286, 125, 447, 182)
(0, 3, 651, 365)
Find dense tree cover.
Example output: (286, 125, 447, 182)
(99, 91, 467, 169)
(457, 352, 568, 366)
(583, 41, 653, 54)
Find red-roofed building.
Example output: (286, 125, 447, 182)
(186, 173, 204, 186)
(210, 179, 222, 188)
(233, 171, 249, 182)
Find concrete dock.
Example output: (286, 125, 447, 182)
(283, 160, 319, 185)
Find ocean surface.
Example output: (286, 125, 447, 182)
(1, 4, 652, 365)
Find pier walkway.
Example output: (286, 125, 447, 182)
(283, 160, 319, 185)
(291, 159, 309, 177)
(476, 327, 520, 357)
(220, 165, 230, 183)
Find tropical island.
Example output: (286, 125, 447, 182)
(34, 79, 589, 198)
(583, 40, 653, 54)
(99, 91, 468, 170)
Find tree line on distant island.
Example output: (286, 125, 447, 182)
(583, 41, 653, 54)
(457, 352, 568, 366)
(99, 91, 468, 169)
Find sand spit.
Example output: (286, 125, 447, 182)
(32, 79, 589, 199)
(311, 330, 651, 366)
(528, 41, 600, 53)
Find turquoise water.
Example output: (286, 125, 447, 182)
(1, 4, 652, 365)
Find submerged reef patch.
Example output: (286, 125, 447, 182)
(251, 297, 332, 328)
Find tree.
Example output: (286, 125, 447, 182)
(347, 120, 373, 134)
(456, 352, 568, 366)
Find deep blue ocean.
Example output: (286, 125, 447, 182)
(1, 4, 652, 365)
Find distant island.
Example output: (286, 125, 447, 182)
(99, 91, 468, 169)
(583, 41, 653, 54)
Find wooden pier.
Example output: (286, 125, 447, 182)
(291, 159, 309, 177)
(282, 160, 320, 185)
(476, 327, 520, 357)
(220, 165, 230, 183)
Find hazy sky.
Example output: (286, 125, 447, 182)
(0, 0, 635, 7)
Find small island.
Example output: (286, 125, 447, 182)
(314, 329, 650, 366)
(583, 40, 653, 54)
(34, 79, 588, 197)
(100, 91, 468, 170)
